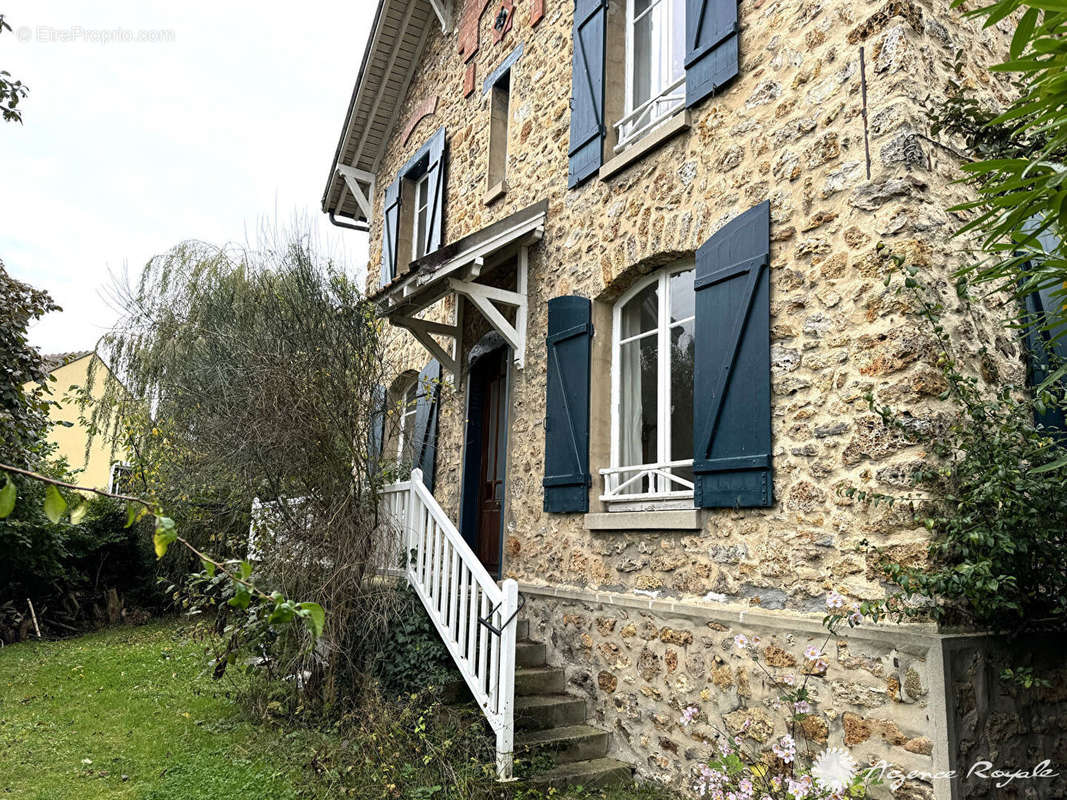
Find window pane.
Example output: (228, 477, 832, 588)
(632, 12, 652, 108)
(415, 205, 427, 259)
(621, 281, 658, 339)
(618, 335, 658, 492)
(670, 0, 685, 81)
(669, 318, 694, 484)
(669, 268, 694, 324)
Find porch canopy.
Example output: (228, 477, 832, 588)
(370, 200, 546, 375)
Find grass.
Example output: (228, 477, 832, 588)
(0, 621, 679, 800)
(0, 621, 327, 800)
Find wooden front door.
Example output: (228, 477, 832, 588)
(462, 348, 508, 577)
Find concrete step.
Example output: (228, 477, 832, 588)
(515, 640, 547, 668)
(514, 666, 565, 696)
(514, 694, 586, 731)
(517, 724, 609, 764)
(525, 757, 633, 790)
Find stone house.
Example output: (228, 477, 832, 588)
(320, 1, 1063, 797)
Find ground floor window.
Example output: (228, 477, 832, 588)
(606, 262, 695, 507)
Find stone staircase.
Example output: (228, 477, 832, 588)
(512, 619, 632, 789)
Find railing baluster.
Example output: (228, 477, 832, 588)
(478, 591, 489, 696)
(448, 545, 460, 634)
(457, 566, 469, 663)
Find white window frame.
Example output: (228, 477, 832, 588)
(616, 0, 686, 153)
(412, 171, 431, 261)
(396, 378, 419, 462)
(108, 461, 132, 493)
(604, 262, 695, 508)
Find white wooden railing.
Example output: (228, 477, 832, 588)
(600, 458, 695, 503)
(613, 75, 686, 153)
(380, 469, 519, 781)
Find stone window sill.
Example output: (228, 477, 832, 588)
(584, 509, 705, 533)
(483, 180, 507, 206)
(599, 110, 691, 182)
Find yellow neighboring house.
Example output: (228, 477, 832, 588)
(36, 352, 128, 491)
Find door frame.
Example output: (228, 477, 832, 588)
(458, 337, 512, 580)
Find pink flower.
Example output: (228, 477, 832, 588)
(772, 734, 796, 764)
(804, 645, 822, 661)
(793, 700, 812, 714)
(734, 634, 748, 649)
(826, 591, 845, 609)
(681, 705, 699, 726)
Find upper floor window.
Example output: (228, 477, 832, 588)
(606, 263, 695, 506)
(412, 171, 432, 261)
(618, 0, 686, 152)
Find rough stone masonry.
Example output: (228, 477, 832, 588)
(360, 1, 1067, 797)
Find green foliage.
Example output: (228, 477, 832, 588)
(934, 2, 1067, 308)
(374, 586, 457, 697)
(0, 486, 162, 640)
(0, 15, 29, 124)
(851, 253, 1067, 631)
(0, 261, 59, 468)
(89, 228, 389, 711)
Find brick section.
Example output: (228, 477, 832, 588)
(530, 0, 545, 26)
(458, 0, 491, 62)
(463, 63, 476, 97)
(401, 95, 439, 145)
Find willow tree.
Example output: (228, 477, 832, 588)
(89, 229, 395, 708)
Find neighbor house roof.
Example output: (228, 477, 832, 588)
(43, 351, 93, 373)
(321, 0, 442, 226)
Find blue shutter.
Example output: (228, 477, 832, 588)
(423, 127, 447, 256)
(685, 0, 739, 108)
(567, 0, 607, 188)
(692, 201, 772, 508)
(1023, 225, 1067, 431)
(381, 178, 401, 285)
(543, 296, 593, 512)
(412, 359, 442, 491)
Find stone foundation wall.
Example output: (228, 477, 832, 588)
(521, 586, 948, 799)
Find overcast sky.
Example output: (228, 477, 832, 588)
(2, 1, 373, 355)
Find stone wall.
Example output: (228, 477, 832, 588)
(371, 0, 1019, 607)
(355, 1, 1039, 796)
(943, 634, 1067, 800)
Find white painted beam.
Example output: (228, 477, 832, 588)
(393, 315, 460, 376)
(336, 164, 376, 224)
(427, 0, 453, 32)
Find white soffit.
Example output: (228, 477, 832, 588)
(322, 0, 436, 224)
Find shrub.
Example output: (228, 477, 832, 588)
(374, 586, 457, 698)
(850, 254, 1067, 631)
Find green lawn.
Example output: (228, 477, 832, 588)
(0, 622, 314, 800)
(0, 622, 676, 800)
